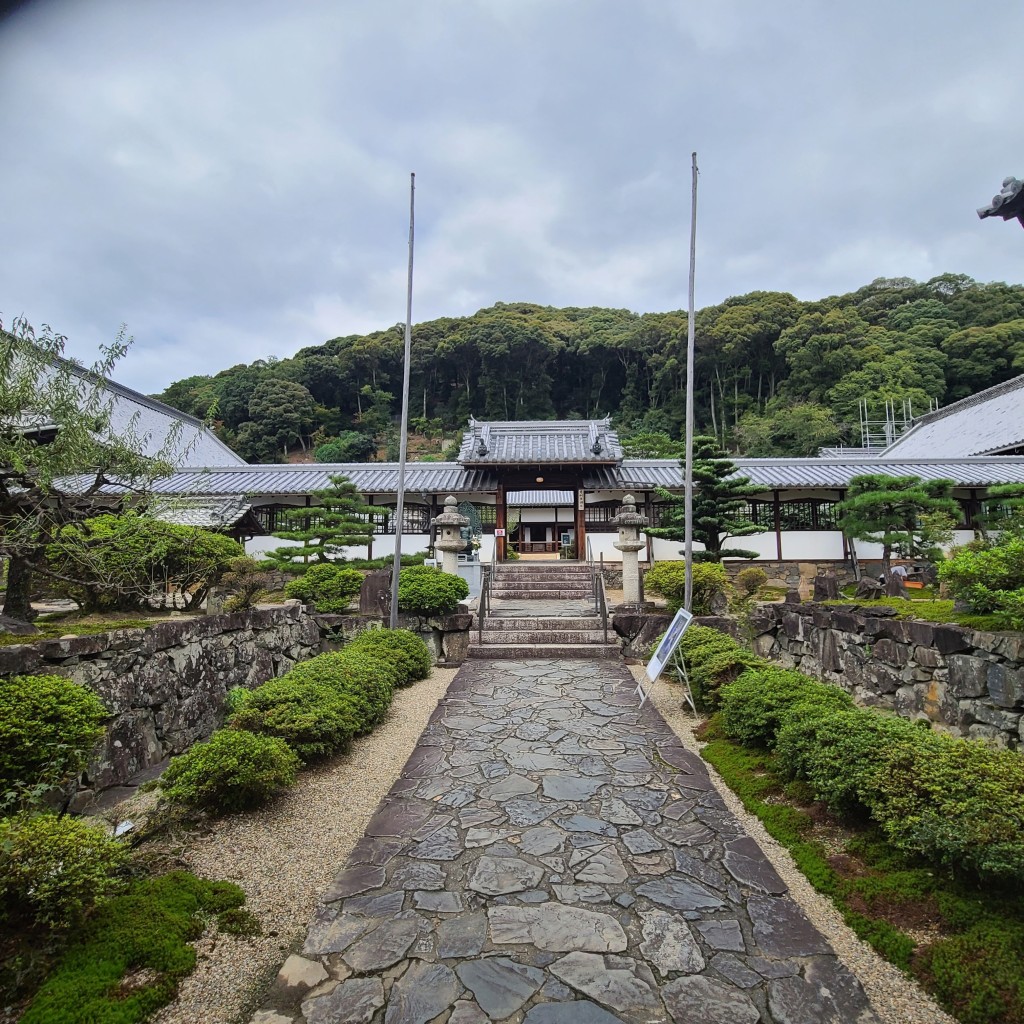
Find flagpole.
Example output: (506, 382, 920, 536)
(684, 152, 698, 613)
(390, 172, 415, 627)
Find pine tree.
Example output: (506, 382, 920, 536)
(648, 435, 761, 561)
(266, 474, 374, 566)
(838, 474, 959, 577)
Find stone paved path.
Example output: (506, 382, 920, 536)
(254, 660, 878, 1024)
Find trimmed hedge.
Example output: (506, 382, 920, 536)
(701, 623, 1024, 886)
(0, 813, 128, 929)
(161, 729, 299, 810)
(284, 563, 363, 613)
(0, 674, 107, 804)
(718, 666, 854, 748)
(397, 565, 469, 616)
(286, 650, 398, 732)
(644, 562, 728, 615)
(344, 628, 432, 686)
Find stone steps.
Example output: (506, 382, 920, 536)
(483, 617, 602, 631)
(467, 642, 621, 660)
(477, 629, 610, 644)
(490, 589, 594, 600)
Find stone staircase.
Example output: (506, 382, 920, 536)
(470, 562, 621, 660)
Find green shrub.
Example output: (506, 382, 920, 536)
(774, 706, 921, 817)
(0, 674, 106, 808)
(0, 814, 128, 929)
(21, 871, 245, 1024)
(689, 647, 762, 711)
(219, 556, 273, 611)
(734, 566, 768, 598)
(161, 729, 299, 811)
(676, 624, 742, 665)
(284, 650, 398, 733)
(938, 535, 1024, 628)
(223, 686, 251, 714)
(284, 563, 363, 613)
(869, 734, 1024, 883)
(719, 666, 853, 748)
(397, 565, 469, 616)
(644, 561, 729, 614)
(344, 627, 432, 686)
(46, 511, 242, 612)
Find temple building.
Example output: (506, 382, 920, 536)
(120, 375, 1024, 569)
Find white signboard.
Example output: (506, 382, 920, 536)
(494, 528, 506, 537)
(638, 607, 694, 705)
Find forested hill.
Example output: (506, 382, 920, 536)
(156, 274, 1024, 462)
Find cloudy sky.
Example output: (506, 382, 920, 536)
(1, 0, 1022, 395)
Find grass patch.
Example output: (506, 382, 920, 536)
(16, 871, 246, 1024)
(823, 596, 1007, 631)
(0, 617, 157, 646)
(702, 726, 1024, 1021)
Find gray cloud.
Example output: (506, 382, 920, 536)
(1, 0, 1022, 394)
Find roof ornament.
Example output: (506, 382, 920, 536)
(588, 421, 602, 454)
(978, 176, 1024, 229)
(477, 423, 490, 456)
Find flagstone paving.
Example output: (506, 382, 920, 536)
(252, 659, 879, 1024)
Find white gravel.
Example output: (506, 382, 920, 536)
(634, 664, 956, 1024)
(142, 666, 459, 1024)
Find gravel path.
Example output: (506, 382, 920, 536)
(146, 667, 459, 1024)
(635, 665, 956, 1024)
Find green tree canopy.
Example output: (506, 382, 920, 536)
(838, 474, 959, 576)
(266, 474, 374, 567)
(1, 318, 174, 621)
(648, 435, 762, 561)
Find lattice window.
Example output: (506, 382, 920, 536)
(373, 505, 431, 535)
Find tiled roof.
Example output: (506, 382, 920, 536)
(881, 374, 1024, 458)
(507, 490, 574, 506)
(459, 418, 623, 464)
(70, 455, 1024, 501)
(149, 496, 252, 528)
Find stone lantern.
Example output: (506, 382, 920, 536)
(612, 494, 648, 605)
(433, 495, 469, 575)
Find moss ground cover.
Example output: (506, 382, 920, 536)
(17, 871, 246, 1024)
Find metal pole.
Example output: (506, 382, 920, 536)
(683, 152, 698, 613)
(390, 172, 416, 627)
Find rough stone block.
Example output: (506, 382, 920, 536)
(38, 633, 110, 659)
(932, 625, 972, 655)
(0, 644, 43, 675)
(872, 638, 909, 668)
(966, 701, 1022, 732)
(968, 723, 1013, 747)
(947, 655, 990, 699)
(914, 646, 944, 668)
(987, 663, 1024, 709)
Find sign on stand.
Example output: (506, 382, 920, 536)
(637, 607, 694, 708)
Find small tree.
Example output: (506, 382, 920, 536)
(838, 474, 959, 579)
(648, 435, 761, 561)
(266, 473, 374, 567)
(1, 318, 177, 621)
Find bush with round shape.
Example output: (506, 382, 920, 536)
(284, 563, 363, 613)
(719, 666, 854, 748)
(676, 625, 742, 666)
(689, 647, 763, 711)
(285, 650, 398, 732)
(0, 674, 106, 804)
(868, 734, 1024, 883)
(397, 565, 469, 616)
(774, 705, 920, 818)
(229, 677, 359, 762)
(344, 628, 432, 686)
(644, 561, 729, 615)
(734, 566, 768, 599)
(937, 535, 1024, 628)
(161, 729, 299, 811)
(0, 813, 128, 929)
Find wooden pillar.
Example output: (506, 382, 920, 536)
(496, 483, 507, 561)
(575, 486, 587, 561)
(773, 489, 783, 561)
(644, 491, 654, 564)
(366, 495, 375, 560)
(838, 489, 848, 561)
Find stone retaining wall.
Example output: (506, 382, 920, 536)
(0, 604, 473, 805)
(752, 602, 1024, 748)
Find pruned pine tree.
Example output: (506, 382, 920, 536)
(1, 317, 177, 622)
(648, 435, 761, 561)
(983, 482, 1024, 537)
(838, 474, 959, 578)
(267, 474, 374, 566)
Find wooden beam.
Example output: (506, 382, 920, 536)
(575, 486, 587, 560)
(496, 484, 507, 561)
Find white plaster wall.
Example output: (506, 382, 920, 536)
(245, 535, 430, 560)
(775, 532, 846, 560)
